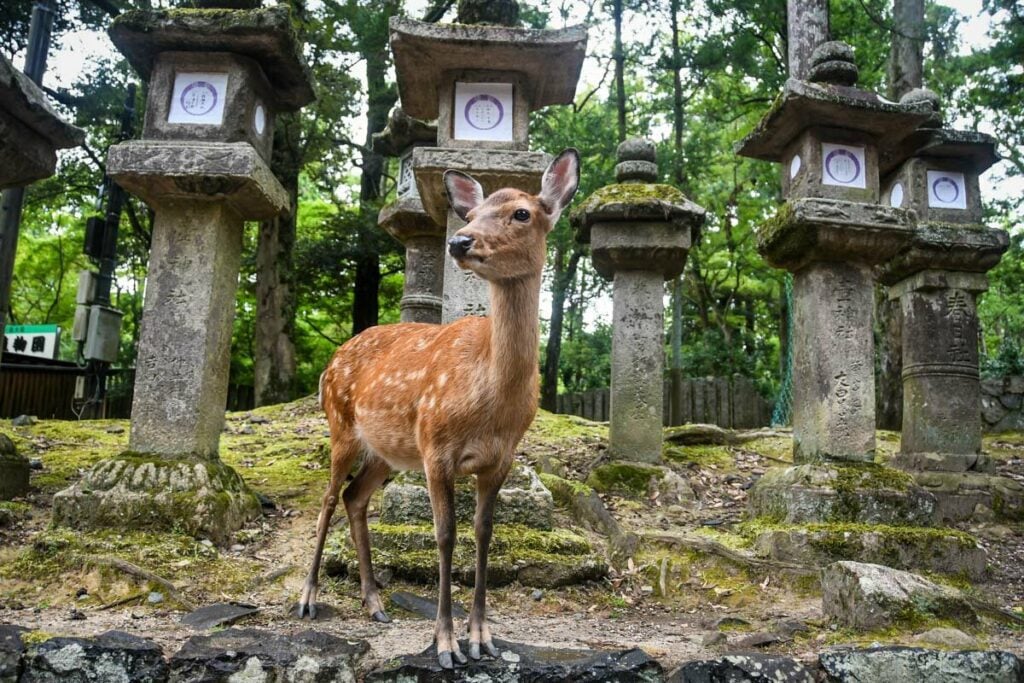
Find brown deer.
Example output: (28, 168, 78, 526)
(297, 149, 580, 669)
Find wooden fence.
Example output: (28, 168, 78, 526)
(0, 364, 254, 420)
(556, 375, 772, 429)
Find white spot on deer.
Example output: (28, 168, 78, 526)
(438, 373, 448, 388)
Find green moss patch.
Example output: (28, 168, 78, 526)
(663, 444, 734, 469)
(0, 501, 30, 527)
(538, 473, 594, 507)
(586, 461, 664, 497)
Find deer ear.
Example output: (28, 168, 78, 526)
(443, 170, 485, 222)
(539, 148, 581, 226)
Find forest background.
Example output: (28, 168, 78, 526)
(2, 0, 1022, 420)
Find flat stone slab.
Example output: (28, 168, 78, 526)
(378, 195, 443, 243)
(819, 647, 1023, 683)
(747, 464, 937, 526)
(757, 198, 915, 271)
(911, 471, 1024, 523)
(324, 522, 606, 588)
(381, 464, 554, 530)
(107, 140, 289, 219)
(108, 6, 314, 110)
(668, 654, 816, 682)
(169, 628, 368, 682)
(389, 17, 587, 120)
(412, 147, 550, 225)
(366, 639, 662, 682)
(21, 630, 168, 683)
(877, 224, 1009, 286)
(390, 590, 467, 620)
(821, 561, 976, 631)
(752, 524, 987, 579)
(180, 602, 259, 630)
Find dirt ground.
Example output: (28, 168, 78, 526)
(1, 402, 1023, 675)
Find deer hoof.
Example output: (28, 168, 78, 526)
(483, 640, 499, 658)
(454, 649, 468, 665)
(438, 651, 454, 670)
(371, 610, 391, 623)
(295, 601, 317, 620)
(468, 642, 481, 661)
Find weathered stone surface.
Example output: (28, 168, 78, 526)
(888, 451, 995, 475)
(180, 602, 259, 630)
(107, 140, 289, 219)
(21, 630, 168, 683)
(735, 78, 931, 162)
(389, 590, 467, 620)
(366, 639, 661, 682)
(586, 461, 693, 502)
(52, 456, 261, 545)
(752, 524, 986, 579)
(108, 6, 314, 110)
(911, 471, 1024, 523)
(572, 184, 704, 247)
(668, 654, 815, 682)
(412, 147, 549, 226)
(378, 197, 444, 324)
(912, 627, 978, 649)
(878, 228, 1007, 290)
(389, 17, 587, 120)
(169, 628, 367, 682)
(807, 41, 858, 86)
(821, 561, 976, 630)
(791, 262, 876, 463)
(0, 54, 84, 188)
(380, 463, 554, 529)
(980, 376, 1024, 432)
(819, 647, 1023, 683)
(443, 208, 489, 323)
(748, 464, 936, 525)
(0, 624, 26, 683)
(324, 522, 606, 588)
(589, 222, 694, 280)
(0, 435, 29, 501)
(372, 106, 437, 157)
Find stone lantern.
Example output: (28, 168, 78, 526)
(572, 139, 705, 463)
(388, 17, 587, 322)
(0, 54, 83, 188)
(373, 107, 444, 323)
(52, 6, 314, 542)
(736, 42, 930, 464)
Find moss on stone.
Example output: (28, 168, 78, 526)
(526, 410, 607, 444)
(21, 631, 55, 646)
(755, 201, 796, 248)
(663, 444, 734, 469)
(586, 461, 663, 497)
(538, 472, 594, 507)
(832, 462, 914, 493)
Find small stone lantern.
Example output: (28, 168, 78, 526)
(572, 139, 705, 463)
(389, 17, 587, 322)
(736, 42, 930, 464)
(373, 107, 444, 323)
(52, 6, 314, 542)
(878, 90, 1010, 474)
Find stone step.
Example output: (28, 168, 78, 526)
(910, 470, 1024, 523)
(323, 522, 607, 588)
(748, 463, 937, 526)
(751, 523, 987, 579)
(380, 463, 554, 530)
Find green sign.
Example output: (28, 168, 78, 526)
(5, 324, 60, 335)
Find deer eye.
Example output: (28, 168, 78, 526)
(512, 208, 530, 222)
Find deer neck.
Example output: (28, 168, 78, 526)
(486, 271, 542, 396)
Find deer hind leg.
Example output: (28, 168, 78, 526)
(467, 466, 507, 660)
(298, 431, 362, 619)
(425, 461, 467, 669)
(342, 454, 393, 622)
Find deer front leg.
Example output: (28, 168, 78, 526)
(467, 467, 506, 660)
(343, 455, 393, 623)
(426, 464, 467, 669)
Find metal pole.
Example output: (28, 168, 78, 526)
(0, 0, 57, 339)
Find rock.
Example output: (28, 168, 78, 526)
(531, 589, 544, 601)
(731, 632, 783, 649)
(821, 561, 976, 630)
(0, 435, 30, 501)
(147, 592, 164, 605)
(68, 608, 85, 621)
(104, 425, 125, 434)
(668, 654, 816, 682)
(381, 463, 554, 530)
(389, 591, 467, 620)
(366, 639, 662, 682)
(981, 395, 1008, 425)
(751, 524, 987, 579)
(21, 630, 168, 683)
(912, 470, 1024, 523)
(28, 458, 42, 470)
(0, 624, 26, 683)
(700, 631, 726, 648)
(913, 627, 977, 649)
(247, 415, 270, 424)
(180, 602, 259, 630)
(11, 415, 36, 427)
(819, 647, 1023, 682)
(169, 628, 368, 682)
(658, 469, 696, 504)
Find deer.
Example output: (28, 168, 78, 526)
(296, 149, 581, 669)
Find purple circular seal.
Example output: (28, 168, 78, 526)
(464, 94, 504, 131)
(932, 175, 960, 203)
(824, 148, 861, 184)
(180, 81, 218, 116)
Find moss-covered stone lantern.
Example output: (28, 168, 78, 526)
(389, 17, 586, 322)
(572, 139, 705, 463)
(52, 6, 314, 543)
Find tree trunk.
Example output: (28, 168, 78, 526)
(887, 0, 924, 100)
(541, 247, 582, 411)
(612, 0, 627, 143)
(670, 0, 684, 186)
(786, 0, 829, 79)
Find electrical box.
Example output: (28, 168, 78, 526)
(72, 304, 90, 342)
(83, 305, 123, 363)
(84, 216, 105, 259)
(76, 270, 97, 305)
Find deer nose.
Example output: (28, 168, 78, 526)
(448, 235, 474, 257)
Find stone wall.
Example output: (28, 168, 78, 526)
(981, 375, 1024, 432)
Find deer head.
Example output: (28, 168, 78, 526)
(443, 149, 580, 282)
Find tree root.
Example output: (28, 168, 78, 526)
(644, 532, 817, 576)
(87, 555, 197, 611)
